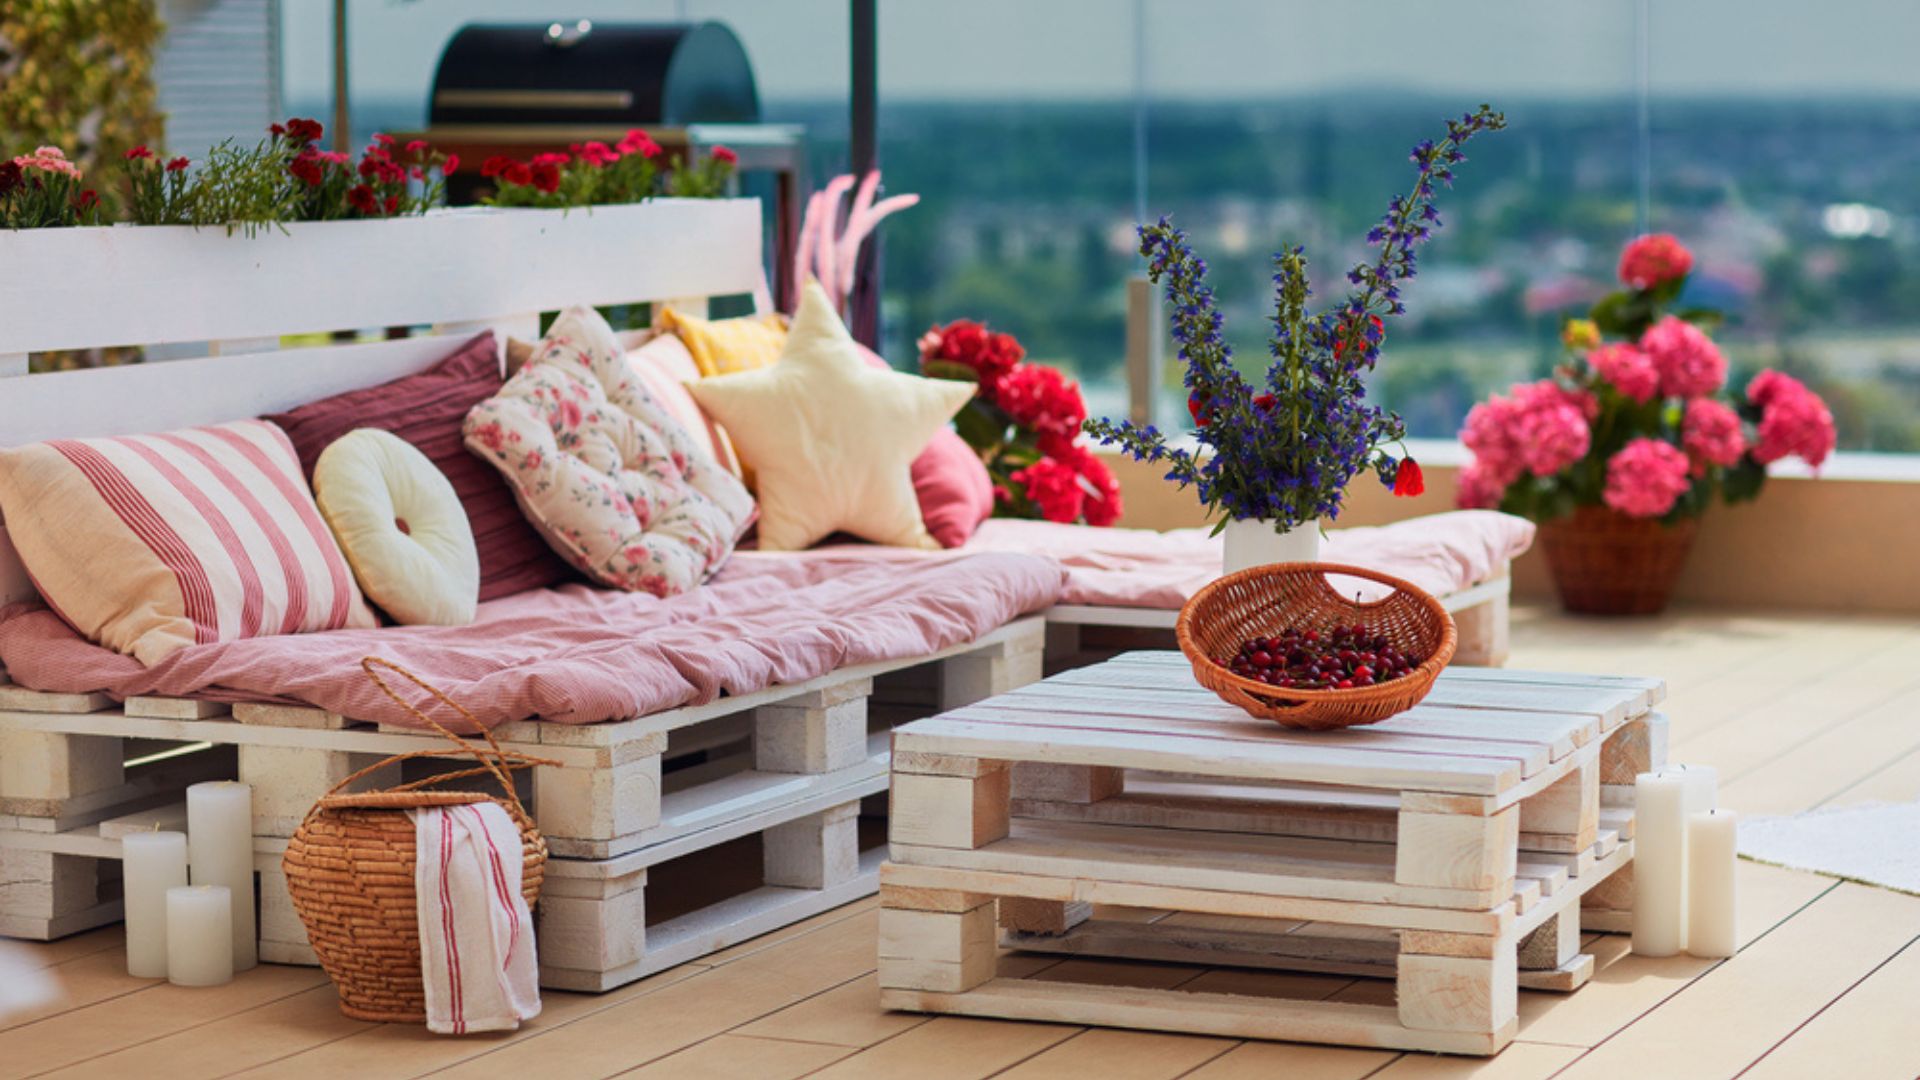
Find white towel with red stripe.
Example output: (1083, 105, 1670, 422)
(412, 802, 541, 1035)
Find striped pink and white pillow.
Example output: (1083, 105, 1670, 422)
(0, 419, 376, 665)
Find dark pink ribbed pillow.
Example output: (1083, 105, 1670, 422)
(263, 331, 576, 600)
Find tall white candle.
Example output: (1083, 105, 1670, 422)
(187, 781, 256, 971)
(1632, 769, 1687, 956)
(1668, 764, 1717, 950)
(122, 830, 188, 978)
(166, 885, 234, 987)
(1687, 809, 1739, 958)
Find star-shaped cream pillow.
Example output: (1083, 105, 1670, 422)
(689, 281, 975, 551)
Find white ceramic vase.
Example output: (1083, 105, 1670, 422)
(1221, 518, 1323, 575)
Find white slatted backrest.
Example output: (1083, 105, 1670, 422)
(0, 198, 771, 606)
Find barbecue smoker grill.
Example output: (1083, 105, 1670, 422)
(413, 20, 805, 308)
(430, 21, 759, 128)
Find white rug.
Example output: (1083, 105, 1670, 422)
(1738, 801, 1920, 895)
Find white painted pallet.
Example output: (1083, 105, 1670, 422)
(0, 617, 1045, 996)
(879, 656, 1662, 1056)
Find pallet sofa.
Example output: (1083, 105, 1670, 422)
(0, 197, 1522, 993)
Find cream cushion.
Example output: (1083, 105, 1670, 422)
(314, 429, 479, 626)
(464, 306, 755, 595)
(0, 419, 376, 664)
(688, 280, 975, 551)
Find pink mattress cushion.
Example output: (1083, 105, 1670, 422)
(855, 345, 994, 548)
(264, 331, 576, 602)
(0, 551, 1064, 729)
(963, 510, 1535, 607)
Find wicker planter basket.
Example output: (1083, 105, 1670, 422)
(1176, 562, 1456, 730)
(282, 658, 558, 1023)
(1538, 506, 1698, 616)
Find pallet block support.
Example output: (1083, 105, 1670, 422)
(877, 887, 997, 993)
(754, 680, 871, 774)
(238, 744, 402, 837)
(1394, 805, 1518, 893)
(533, 732, 667, 844)
(0, 729, 123, 815)
(764, 800, 860, 889)
(1520, 756, 1600, 852)
(1397, 936, 1518, 1036)
(890, 762, 1010, 851)
(938, 620, 1045, 710)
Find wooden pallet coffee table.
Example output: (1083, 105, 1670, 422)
(879, 652, 1665, 1056)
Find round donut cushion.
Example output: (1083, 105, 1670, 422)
(313, 429, 480, 626)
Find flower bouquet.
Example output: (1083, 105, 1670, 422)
(919, 320, 1122, 525)
(1086, 105, 1506, 571)
(1457, 233, 1836, 614)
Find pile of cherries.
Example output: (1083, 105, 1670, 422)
(1215, 623, 1423, 691)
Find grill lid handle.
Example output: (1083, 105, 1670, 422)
(543, 19, 593, 48)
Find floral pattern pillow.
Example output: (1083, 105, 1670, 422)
(463, 307, 755, 596)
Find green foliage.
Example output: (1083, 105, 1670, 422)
(0, 0, 163, 175)
(185, 138, 302, 235)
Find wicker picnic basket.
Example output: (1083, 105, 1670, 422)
(282, 657, 558, 1023)
(1176, 562, 1456, 730)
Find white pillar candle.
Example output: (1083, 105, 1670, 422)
(165, 885, 234, 987)
(1666, 764, 1717, 950)
(186, 781, 256, 971)
(122, 830, 188, 978)
(1687, 808, 1739, 959)
(1632, 769, 1687, 956)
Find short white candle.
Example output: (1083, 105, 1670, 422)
(122, 830, 188, 978)
(166, 885, 234, 987)
(1687, 809, 1739, 958)
(1632, 769, 1687, 956)
(187, 781, 256, 971)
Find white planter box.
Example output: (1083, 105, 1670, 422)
(1, 199, 767, 355)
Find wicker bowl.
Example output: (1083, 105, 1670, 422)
(1176, 562, 1456, 730)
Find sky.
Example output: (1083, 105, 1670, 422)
(284, 0, 1920, 112)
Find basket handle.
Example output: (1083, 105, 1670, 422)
(334, 657, 555, 822)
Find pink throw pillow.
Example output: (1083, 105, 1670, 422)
(855, 345, 993, 548)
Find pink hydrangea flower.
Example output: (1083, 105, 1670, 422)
(1747, 370, 1837, 468)
(1589, 343, 1660, 403)
(1510, 380, 1594, 476)
(1639, 316, 1727, 398)
(1680, 398, 1746, 475)
(1603, 437, 1692, 518)
(1455, 459, 1508, 510)
(1460, 380, 1593, 487)
(1618, 233, 1694, 290)
(1460, 396, 1524, 489)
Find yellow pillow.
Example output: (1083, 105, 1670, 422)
(655, 306, 789, 376)
(314, 429, 479, 626)
(688, 280, 974, 551)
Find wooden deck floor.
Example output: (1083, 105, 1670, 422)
(5, 604, 1919, 1079)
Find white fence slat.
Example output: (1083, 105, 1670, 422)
(0, 200, 764, 354)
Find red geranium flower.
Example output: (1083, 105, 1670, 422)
(530, 161, 563, 194)
(504, 161, 533, 187)
(1011, 458, 1084, 524)
(711, 145, 738, 165)
(481, 155, 514, 179)
(405, 139, 429, 155)
(1188, 391, 1212, 427)
(123, 145, 153, 161)
(442, 153, 459, 175)
(371, 132, 394, 148)
(74, 189, 99, 211)
(617, 129, 660, 158)
(383, 194, 400, 215)
(285, 118, 323, 143)
(531, 152, 570, 168)
(996, 363, 1087, 438)
(165, 157, 190, 173)
(346, 184, 378, 215)
(1391, 458, 1425, 497)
